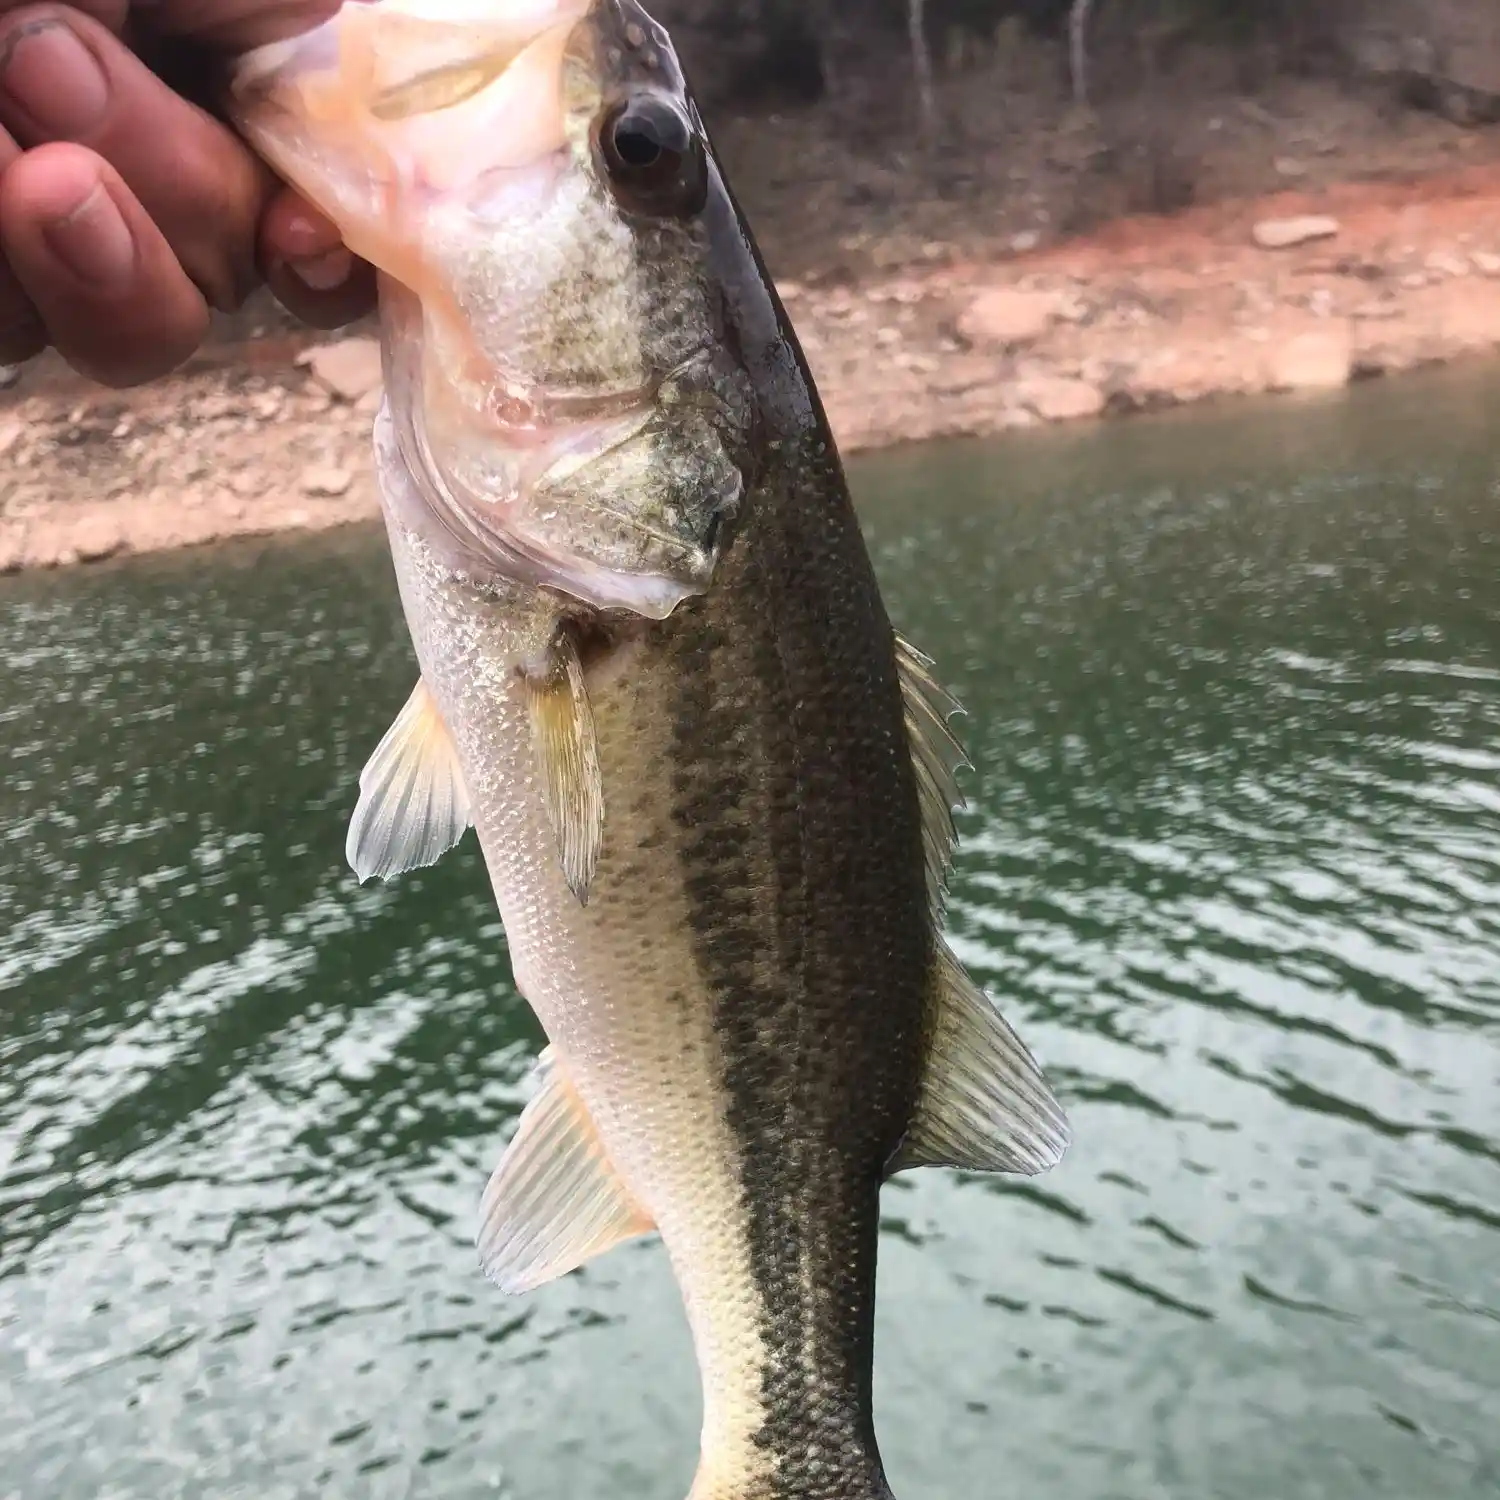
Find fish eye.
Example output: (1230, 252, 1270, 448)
(597, 95, 707, 219)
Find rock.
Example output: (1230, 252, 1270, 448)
(1472, 250, 1500, 277)
(300, 465, 354, 498)
(1009, 230, 1041, 254)
(1268, 328, 1352, 391)
(1423, 278, 1500, 352)
(1352, 300, 1402, 321)
(1016, 376, 1106, 422)
(0, 363, 21, 390)
(929, 356, 1001, 396)
(1252, 216, 1340, 250)
(5, 483, 43, 518)
(299, 338, 383, 403)
(73, 518, 123, 563)
(0, 417, 22, 458)
(896, 353, 938, 376)
(1425, 250, 1470, 278)
(958, 288, 1062, 351)
(1112, 339, 1265, 411)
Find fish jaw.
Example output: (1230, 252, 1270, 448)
(230, 0, 756, 621)
(226, 0, 591, 276)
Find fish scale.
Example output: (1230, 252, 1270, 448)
(229, 3, 1070, 1495)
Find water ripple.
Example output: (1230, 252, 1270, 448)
(3, 375, 1500, 1499)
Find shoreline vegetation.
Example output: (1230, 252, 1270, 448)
(4, 0, 1500, 571)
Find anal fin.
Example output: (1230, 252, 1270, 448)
(892, 942, 1070, 1177)
(478, 1045, 655, 1294)
(346, 677, 473, 883)
(522, 626, 604, 905)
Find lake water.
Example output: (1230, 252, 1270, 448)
(2, 368, 1497, 1500)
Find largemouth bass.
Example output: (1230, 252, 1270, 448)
(229, 3, 1070, 1495)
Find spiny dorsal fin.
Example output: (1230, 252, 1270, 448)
(895, 633, 971, 914)
(891, 941, 1070, 1177)
(478, 1045, 656, 1294)
(346, 677, 473, 883)
(522, 626, 604, 906)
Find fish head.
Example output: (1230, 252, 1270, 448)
(230, 0, 758, 619)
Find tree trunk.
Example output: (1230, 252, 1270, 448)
(1070, 0, 1094, 106)
(908, 0, 937, 138)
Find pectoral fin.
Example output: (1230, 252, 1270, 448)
(895, 633, 971, 915)
(523, 628, 604, 905)
(477, 1045, 655, 1294)
(346, 678, 473, 883)
(891, 942, 1070, 1177)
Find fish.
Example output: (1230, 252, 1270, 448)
(228, 3, 1071, 1495)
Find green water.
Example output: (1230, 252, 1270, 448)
(2, 368, 1498, 1500)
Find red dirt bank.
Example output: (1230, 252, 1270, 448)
(5, 162, 1500, 573)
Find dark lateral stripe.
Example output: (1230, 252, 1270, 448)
(664, 529, 918, 1499)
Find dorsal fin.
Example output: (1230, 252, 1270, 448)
(895, 634, 971, 915)
(891, 941, 1070, 1177)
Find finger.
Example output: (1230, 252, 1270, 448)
(0, 122, 45, 362)
(120, 0, 343, 53)
(0, 236, 46, 364)
(0, 5, 270, 310)
(260, 186, 376, 329)
(0, 142, 209, 386)
(0, 0, 125, 34)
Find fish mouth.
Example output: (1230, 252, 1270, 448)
(230, 0, 747, 619)
(226, 0, 598, 263)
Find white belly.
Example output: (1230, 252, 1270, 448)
(383, 510, 770, 1472)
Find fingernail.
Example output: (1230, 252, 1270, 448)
(43, 182, 136, 290)
(287, 247, 352, 291)
(279, 210, 341, 257)
(0, 19, 108, 136)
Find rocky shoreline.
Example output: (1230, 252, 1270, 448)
(5, 162, 1500, 574)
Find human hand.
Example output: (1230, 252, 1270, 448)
(0, 0, 376, 387)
